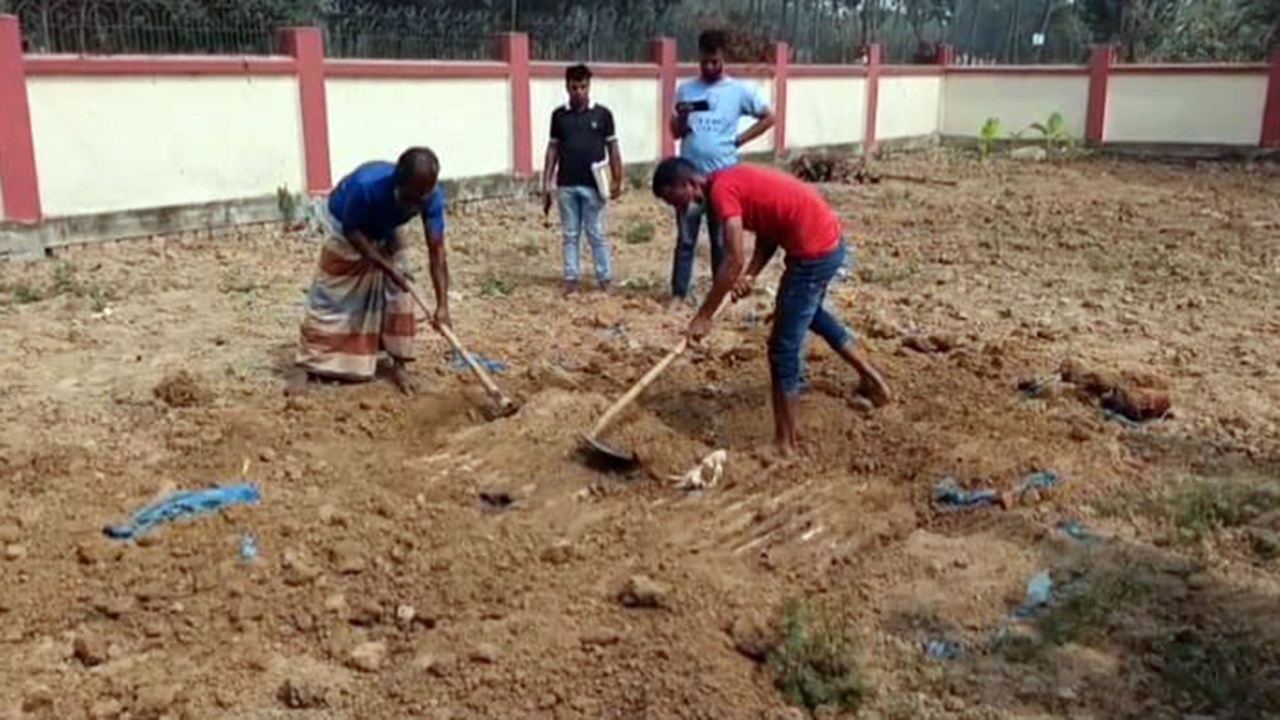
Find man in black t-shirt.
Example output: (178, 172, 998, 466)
(542, 64, 625, 294)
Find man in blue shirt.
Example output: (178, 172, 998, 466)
(669, 29, 775, 302)
(288, 147, 451, 396)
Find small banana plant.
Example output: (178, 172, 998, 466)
(979, 117, 1004, 159)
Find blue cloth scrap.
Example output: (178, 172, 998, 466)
(1015, 471, 1062, 497)
(1014, 571, 1054, 618)
(1059, 520, 1096, 542)
(933, 471, 1063, 512)
(104, 484, 261, 541)
(451, 349, 506, 375)
(932, 477, 1000, 510)
(923, 638, 964, 660)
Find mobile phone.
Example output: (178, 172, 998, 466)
(676, 99, 711, 114)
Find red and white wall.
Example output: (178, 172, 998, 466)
(2, 14, 1279, 247)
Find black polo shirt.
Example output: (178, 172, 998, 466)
(550, 103, 616, 189)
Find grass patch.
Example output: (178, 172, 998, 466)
(623, 220, 656, 246)
(478, 274, 515, 298)
(3, 262, 113, 310)
(1160, 630, 1280, 719)
(518, 237, 543, 257)
(12, 284, 45, 304)
(619, 275, 657, 292)
(1104, 475, 1280, 543)
(768, 598, 868, 715)
(1035, 571, 1150, 646)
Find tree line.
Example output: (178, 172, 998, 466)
(3, 0, 1276, 62)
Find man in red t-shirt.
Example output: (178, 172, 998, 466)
(652, 158, 892, 456)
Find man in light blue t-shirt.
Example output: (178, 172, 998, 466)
(668, 29, 775, 301)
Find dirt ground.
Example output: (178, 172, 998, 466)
(2, 150, 1280, 720)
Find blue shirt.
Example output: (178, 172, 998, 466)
(327, 161, 446, 243)
(675, 76, 771, 173)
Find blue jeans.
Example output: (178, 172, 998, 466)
(558, 186, 611, 284)
(770, 241, 855, 396)
(671, 201, 724, 298)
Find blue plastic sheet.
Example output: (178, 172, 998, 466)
(1014, 571, 1054, 618)
(450, 349, 506, 375)
(104, 484, 261, 541)
(932, 478, 1000, 510)
(932, 471, 1063, 512)
(923, 638, 965, 660)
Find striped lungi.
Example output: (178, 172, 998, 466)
(295, 211, 418, 380)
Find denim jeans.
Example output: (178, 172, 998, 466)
(558, 186, 612, 284)
(671, 201, 725, 299)
(770, 241, 855, 396)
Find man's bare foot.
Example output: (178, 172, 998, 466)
(754, 440, 804, 469)
(389, 363, 417, 396)
(562, 280, 580, 296)
(856, 370, 893, 407)
(284, 369, 311, 397)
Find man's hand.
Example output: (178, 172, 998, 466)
(687, 314, 713, 343)
(732, 274, 756, 301)
(432, 306, 452, 331)
(386, 266, 411, 294)
(542, 191, 554, 217)
(610, 181, 624, 200)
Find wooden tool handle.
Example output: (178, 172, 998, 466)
(590, 338, 688, 437)
(406, 285, 510, 403)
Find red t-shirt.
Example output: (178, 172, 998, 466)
(708, 164, 842, 259)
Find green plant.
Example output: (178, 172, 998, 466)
(768, 598, 868, 714)
(12, 284, 44, 304)
(52, 261, 76, 295)
(619, 275, 656, 291)
(478, 274, 514, 298)
(1035, 572, 1149, 646)
(277, 185, 300, 222)
(1160, 630, 1280, 718)
(47, 262, 115, 308)
(518, 237, 543, 257)
(623, 220, 656, 245)
(1028, 112, 1076, 157)
(979, 117, 1004, 159)
(1168, 477, 1280, 541)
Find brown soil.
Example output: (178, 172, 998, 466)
(2, 150, 1280, 719)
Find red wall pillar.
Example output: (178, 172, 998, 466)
(277, 27, 331, 194)
(863, 44, 883, 157)
(773, 42, 789, 157)
(1085, 45, 1114, 146)
(652, 37, 677, 159)
(0, 15, 41, 224)
(1262, 46, 1280, 147)
(936, 43, 954, 68)
(499, 33, 532, 177)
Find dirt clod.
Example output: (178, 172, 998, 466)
(88, 698, 125, 720)
(330, 541, 366, 575)
(416, 652, 458, 677)
(469, 642, 500, 664)
(1103, 387, 1172, 422)
(348, 641, 387, 673)
(729, 614, 777, 662)
(134, 682, 182, 719)
(152, 370, 212, 408)
(277, 676, 330, 709)
(618, 575, 670, 609)
(73, 633, 110, 666)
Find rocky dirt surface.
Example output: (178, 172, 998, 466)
(2, 150, 1280, 719)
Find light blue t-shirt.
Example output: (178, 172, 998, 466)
(675, 76, 771, 173)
